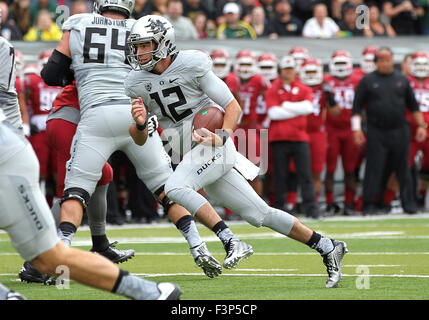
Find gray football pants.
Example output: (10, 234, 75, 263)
(165, 139, 295, 234)
(0, 141, 59, 261)
(64, 104, 172, 197)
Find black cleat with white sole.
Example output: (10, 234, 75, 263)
(91, 241, 135, 264)
(19, 261, 49, 284)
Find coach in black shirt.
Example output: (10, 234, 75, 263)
(352, 47, 427, 215)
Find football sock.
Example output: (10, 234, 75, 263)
(58, 222, 77, 247)
(325, 192, 334, 205)
(306, 231, 335, 255)
(345, 189, 355, 205)
(91, 234, 110, 252)
(113, 270, 160, 300)
(87, 184, 108, 236)
(0, 283, 10, 300)
(212, 221, 236, 247)
(175, 215, 203, 249)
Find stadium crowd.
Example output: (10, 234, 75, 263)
(1, 0, 429, 41)
(5, 0, 429, 224)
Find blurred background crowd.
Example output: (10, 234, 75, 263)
(5, 0, 429, 225)
(2, 0, 429, 42)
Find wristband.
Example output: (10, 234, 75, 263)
(136, 120, 147, 131)
(418, 122, 428, 129)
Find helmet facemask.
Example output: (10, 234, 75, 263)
(127, 15, 176, 71)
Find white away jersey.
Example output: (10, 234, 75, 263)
(0, 36, 22, 129)
(124, 50, 220, 154)
(63, 13, 135, 113)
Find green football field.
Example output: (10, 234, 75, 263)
(1, 214, 428, 300)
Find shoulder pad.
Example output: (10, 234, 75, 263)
(62, 13, 94, 32)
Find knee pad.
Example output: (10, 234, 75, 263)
(60, 187, 90, 209)
(153, 185, 176, 213)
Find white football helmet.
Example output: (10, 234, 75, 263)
(300, 57, 323, 86)
(257, 52, 278, 81)
(329, 49, 353, 78)
(127, 15, 177, 71)
(93, 0, 135, 18)
(288, 46, 309, 71)
(360, 45, 378, 74)
(410, 51, 429, 79)
(210, 49, 232, 79)
(235, 49, 257, 80)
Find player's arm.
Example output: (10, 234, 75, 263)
(351, 77, 369, 146)
(41, 31, 74, 87)
(194, 70, 241, 146)
(129, 97, 149, 146)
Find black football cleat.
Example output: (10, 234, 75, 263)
(91, 241, 135, 264)
(19, 261, 49, 284)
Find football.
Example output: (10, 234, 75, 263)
(192, 107, 224, 133)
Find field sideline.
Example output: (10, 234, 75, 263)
(0, 213, 428, 300)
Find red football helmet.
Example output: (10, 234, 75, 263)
(257, 52, 278, 81)
(360, 45, 378, 74)
(14, 49, 25, 75)
(300, 57, 323, 86)
(235, 49, 257, 80)
(23, 63, 40, 76)
(288, 46, 309, 70)
(38, 50, 53, 70)
(210, 49, 231, 79)
(410, 50, 429, 78)
(329, 49, 353, 78)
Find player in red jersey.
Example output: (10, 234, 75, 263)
(25, 51, 63, 198)
(354, 45, 378, 79)
(256, 52, 279, 207)
(324, 50, 361, 216)
(300, 57, 333, 206)
(407, 51, 429, 207)
(289, 46, 310, 73)
(234, 49, 270, 197)
(210, 48, 241, 104)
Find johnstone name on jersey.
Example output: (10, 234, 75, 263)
(91, 16, 128, 27)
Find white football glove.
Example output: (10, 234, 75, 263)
(147, 115, 159, 136)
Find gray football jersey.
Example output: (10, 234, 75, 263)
(0, 37, 21, 129)
(0, 110, 27, 165)
(125, 50, 219, 154)
(63, 13, 135, 114)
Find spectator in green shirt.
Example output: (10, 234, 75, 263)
(29, 0, 57, 27)
(216, 2, 257, 39)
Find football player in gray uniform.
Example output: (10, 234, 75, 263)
(40, 0, 251, 278)
(126, 15, 348, 288)
(0, 39, 181, 300)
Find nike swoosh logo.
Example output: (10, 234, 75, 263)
(169, 78, 179, 84)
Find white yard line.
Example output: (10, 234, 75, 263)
(1, 273, 429, 278)
(1, 251, 429, 256)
